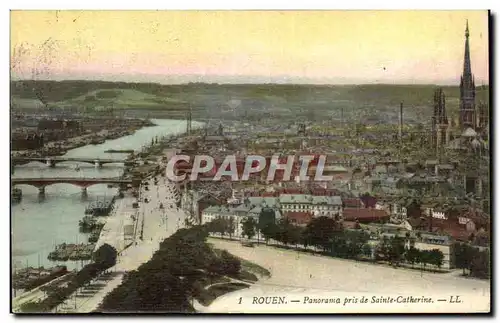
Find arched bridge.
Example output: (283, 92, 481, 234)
(11, 157, 136, 168)
(12, 177, 135, 192)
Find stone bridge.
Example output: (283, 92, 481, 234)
(11, 177, 136, 197)
(11, 156, 136, 168)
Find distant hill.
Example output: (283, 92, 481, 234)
(10, 80, 489, 122)
(53, 88, 188, 110)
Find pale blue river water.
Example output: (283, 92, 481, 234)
(11, 119, 201, 271)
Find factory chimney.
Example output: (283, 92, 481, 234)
(186, 105, 192, 135)
(399, 102, 403, 141)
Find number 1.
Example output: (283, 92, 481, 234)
(238, 297, 242, 304)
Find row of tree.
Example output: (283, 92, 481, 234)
(376, 237, 444, 270)
(207, 212, 447, 271)
(20, 244, 118, 313)
(206, 216, 237, 239)
(97, 226, 243, 313)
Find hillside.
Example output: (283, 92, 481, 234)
(54, 88, 188, 110)
(10, 80, 490, 123)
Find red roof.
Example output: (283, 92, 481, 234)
(437, 219, 477, 241)
(460, 209, 489, 227)
(281, 188, 303, 194)
(311, 188, 327, 196)
(343, 198, 363, 208)
(328, 189, 341, 196)
(343, 208, 389, 223)
(283, 211, 314, 225)
(444, 228, 471, 242)
(410, 217, 475, 242)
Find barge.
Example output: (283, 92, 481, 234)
(12, 265, 68, 291)
(104, 149, 135, 154)
(11, 188, 22, 204)
(48, 243, 95, 261)
(84, 198, 115, 216)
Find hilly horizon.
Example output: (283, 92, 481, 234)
(10, 79, 490, 124)
(9, 73, 490, 87)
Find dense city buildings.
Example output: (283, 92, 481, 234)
(168, 23, 491, 274)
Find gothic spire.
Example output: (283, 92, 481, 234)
(463, 20, 472, 80)
(459, 19, 476, 129)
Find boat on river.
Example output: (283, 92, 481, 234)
(90, 138, 105, 145)
(104, 149, 135, 154)
(11, 188, 22, 204)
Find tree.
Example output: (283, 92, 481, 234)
(207, 217, 226, 237)
(453, 242, 474, 275)
(391, 236, 405, 265)
(258, 207, 276, 230)
(428, 249, 444, 269)
(207, 258, 223, 282)
(375, 236, 391, 261)
(376, 236, 405, 266)
(330, 231, 349, 257)
(256, 207, 277, 244)
(388, 236, 406, 266)
(405, 231, 411, 243)
(219, 250, 241, 276)
(287, 224, 303, 249)
(226, 217, 236, 239)
(345, 230, 370, 259)
(362, 243, 373, 259)
(241, 217, 257, 240)
(260, 222, 278, 245)
(405, 247, 420, 268)
(302, 216, 342, 251)
(470, 249, 490, 279)
(93, 243, 118, 270)
(275, 217, 293, 246)
(420, 250, 431, 272)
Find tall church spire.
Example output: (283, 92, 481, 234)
(459, 20, 476, 129)
(463, 19, 472, 78)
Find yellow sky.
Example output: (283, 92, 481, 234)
(10, 10, 489, 84)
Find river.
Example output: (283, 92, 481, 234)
(11, 119, 201, 271)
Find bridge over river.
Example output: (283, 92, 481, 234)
(11, 156, 136, 168)
(12, 177, 137, 198)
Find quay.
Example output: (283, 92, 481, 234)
(12, 265, 68, 291)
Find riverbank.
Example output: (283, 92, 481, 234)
(12, 119, 206, 313)
(12, 119, 199, 273)
(12, 118, 155, 158)
(52, 176, 190, 313)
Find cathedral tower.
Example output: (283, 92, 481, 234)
(432, 88, 449, 151)
(477, 101, 489, 130)
(459, 20, 476, 129)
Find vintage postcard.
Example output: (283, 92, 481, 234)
(10, 10, 491, 314)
